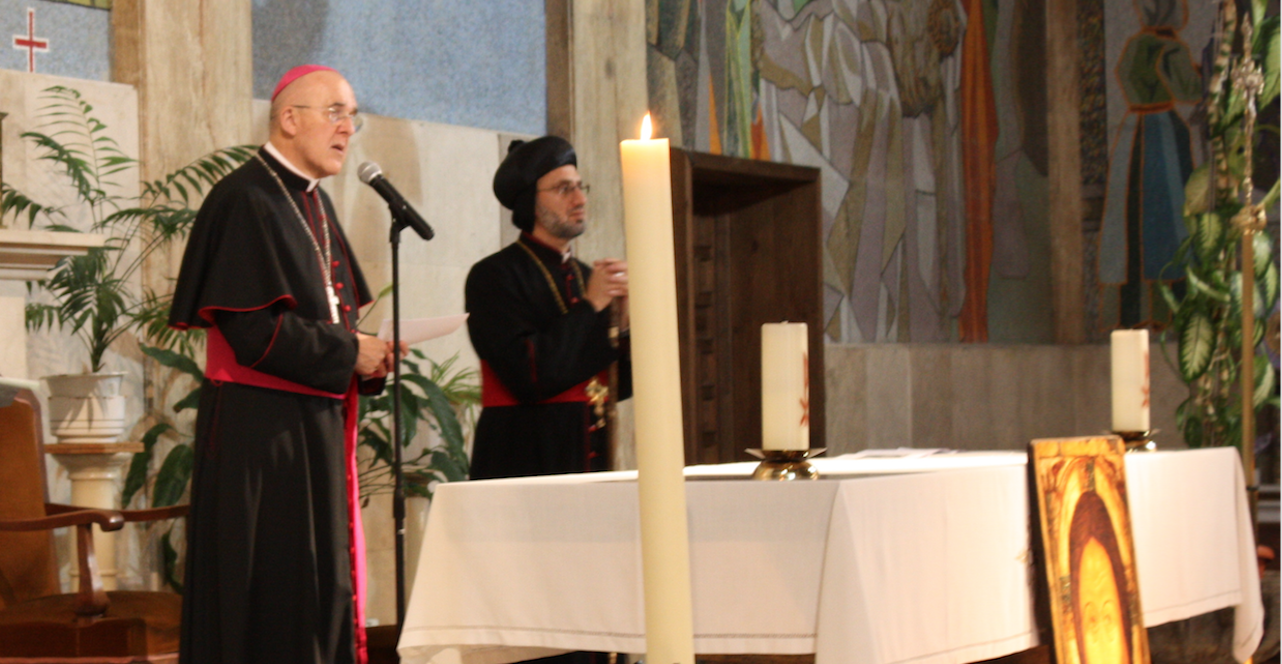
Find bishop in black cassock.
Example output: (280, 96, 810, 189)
(168, 66, 394, 664)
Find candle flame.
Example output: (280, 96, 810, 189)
(640, 113, 652, 141)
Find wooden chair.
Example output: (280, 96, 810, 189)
(0, 387, 188, 662)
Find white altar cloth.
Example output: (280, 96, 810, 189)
(398, 448, 1262, 664)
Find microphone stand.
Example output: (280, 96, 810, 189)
(386, 204, 431, 634)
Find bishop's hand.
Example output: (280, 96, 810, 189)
(355, 332, 394, 377)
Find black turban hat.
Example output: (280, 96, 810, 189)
(493, 136, 577, 232)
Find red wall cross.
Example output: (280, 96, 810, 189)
(12, 8, 48, 73)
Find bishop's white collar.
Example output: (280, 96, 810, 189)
(263, 141, 321, 192)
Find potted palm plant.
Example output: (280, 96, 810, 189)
(3, 85, 253, 443)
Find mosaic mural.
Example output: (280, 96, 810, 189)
(252, 1, 546, 136)
(1096, 0, 1216, 331)
(44, 0, 108, 7)
(648, 0, 1219, 343)
(648, 0, 1055, 343)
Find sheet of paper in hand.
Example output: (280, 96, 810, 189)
(378, 313, 469, 345)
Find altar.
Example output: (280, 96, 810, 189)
(397, 448, 1263, 664)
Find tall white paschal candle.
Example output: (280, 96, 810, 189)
(761, 322, 809, 451)
(1110, 329, 1151, 432)
(619, 114, 696, 664)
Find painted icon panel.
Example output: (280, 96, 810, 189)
(1030, 436, 1151, 664)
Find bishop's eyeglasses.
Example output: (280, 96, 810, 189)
(293, 105, 364, 133)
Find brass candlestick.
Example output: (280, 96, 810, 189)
(1114, 430, 1157, 453)
(746, 448, 825, 480)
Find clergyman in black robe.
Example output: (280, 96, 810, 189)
(466, 136, 632, 484)
(168, 66, 396, 664)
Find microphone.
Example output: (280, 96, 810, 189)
(357, 161, 435, 240)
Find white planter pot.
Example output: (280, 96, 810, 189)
(44, 372, 127, 444)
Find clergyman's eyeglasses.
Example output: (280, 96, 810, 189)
(538, 182, 590, 197)
(293, 105, 363, 133)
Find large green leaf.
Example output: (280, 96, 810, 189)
(1229, 272, 1267, 320)
(401, 373, 465, 451)
(1179, 311, 1215, 381)
(1183, 163, 1212, 217)
(1157, 282, 1181, 317)
(122, 422, 174, 508)
(1261, 179, 1280, 213)
(1187, 267, 1231, 303)
(431, 448, 469, 483)
(1254, 15, 1279, 109)
(1255, 356, 1276, 409)
(152, 444, 194, 508)
(1176, 397, 1204, 448)
(139, 343, 202, 381)
(172, 387, 202, 413)
(1262, 261, 1279, 312)
(1252, 232, 1273, 279)
(161, 530, 183, 593)
(1195, 212, 1225, 262)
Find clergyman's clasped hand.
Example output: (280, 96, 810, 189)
(585, 258, 628, 312)
(355, 332, 408, 378)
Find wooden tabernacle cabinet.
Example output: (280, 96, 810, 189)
(668, 149, 825, 466)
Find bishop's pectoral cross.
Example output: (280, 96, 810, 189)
(326, 284, 341, 323)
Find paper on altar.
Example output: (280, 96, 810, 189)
(844, 447, 942, 459)
(378, 314, 469, 345)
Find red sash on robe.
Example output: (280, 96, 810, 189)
(480, 360, 594, 407)
(206, 326, 369, 664)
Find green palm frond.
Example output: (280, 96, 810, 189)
(1, 183, 64, 228)
(24, 302, 59, 332)
(22, 130, 100, 204)
(32, 86, 135, 188)
(135, 290, 199, 355)
(142, 145, 256, 205)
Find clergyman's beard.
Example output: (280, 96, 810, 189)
(535, 202, 586, 240)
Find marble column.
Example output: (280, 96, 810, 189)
(1045, 0, 1086, 343)
(107, 0, 252, 591)
(111, 0, 254, 295)
(47, 442, 143, 591)
(547, 0, 648, 468)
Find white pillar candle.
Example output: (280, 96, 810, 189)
(619, 114, 696, 664)
(1110, 329, 1151, 432)
(761, 322, 809, 451)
